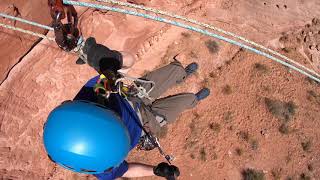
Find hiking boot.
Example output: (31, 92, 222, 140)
(185, 62, 198, 76)
(195, 88, 210, 101)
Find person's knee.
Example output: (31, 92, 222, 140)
(170, 60, 183, 68)
(165, 61, 186, 78)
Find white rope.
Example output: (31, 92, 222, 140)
(0, 13, 54, 31)
(0, 22, 55, 41)
(1, 3, 319, 83)
(64, 0, 320, 83)
(96, 0, 320, 78)
(116, 72, 155, 100)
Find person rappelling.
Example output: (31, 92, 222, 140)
(42, 1, 210, 180)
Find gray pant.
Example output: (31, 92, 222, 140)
(135, 61, 198, 136)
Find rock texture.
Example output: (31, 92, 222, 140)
(278, 18, 320, 70)
(0, 0, 320, 179)
(0, 0, 51, 84)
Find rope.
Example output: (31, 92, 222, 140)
(116, 72, 156, 100)
(0, 13, 54, 31)
(96, 0, 320, 79)
(0, 2, 319, 82)
(63, 0, 320, 83)
(0, 22, 55, 41)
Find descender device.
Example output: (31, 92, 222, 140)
(48, 0, 80, 51)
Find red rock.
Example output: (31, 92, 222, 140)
(1, 0, 320, 179)
(0, 0, 51, 83)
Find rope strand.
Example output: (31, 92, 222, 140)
(0, 13, 54, 31)
(63, 0, 320, 83)
(95, 0, 320, 78)
(0, 2, 319, 82)
(0, 22, 55, 41)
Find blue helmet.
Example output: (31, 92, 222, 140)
(43, 101, 131, 174)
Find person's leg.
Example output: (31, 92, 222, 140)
(151, 93, 198, 124)
(137, 61, 187, 100)
(139, 88, 210, 135)
(139, 93, 198, 136)
(140, 93, 198, 136)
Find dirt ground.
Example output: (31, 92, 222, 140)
(0, 0, 319, 180)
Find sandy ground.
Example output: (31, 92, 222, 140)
(0, 0, 320, 179)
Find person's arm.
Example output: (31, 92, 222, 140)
(122, 162, 180, 179)
(80, 37, 136, 72)
(122, 163, 155, 178)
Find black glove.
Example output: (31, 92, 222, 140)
(153, 162, 180, 180)
(79, 37, 123, 75)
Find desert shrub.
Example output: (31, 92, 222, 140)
(250, 139, 259, 150)
(181, 32, 191, 38)
(242, 169, 265, 180)
(209, 123, 221, 133)
(222, 85, 232, 95)
(301, 140, 312, 152)
(253, 63, 268, 73)
(235, 148, 243, 156)
(300, 173, 311, 180)
(199, 147, 207, 161)
(279, 123, 290, 134)
(265, 98, 296, 122)
(238, 131, 250, 142)
(205, 40, 219, 54)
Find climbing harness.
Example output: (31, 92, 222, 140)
(93, 72, 174, 164)
(92, 71, 156, 100)
(94, 74, 119, 98)
(116, 73, 156, 100)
